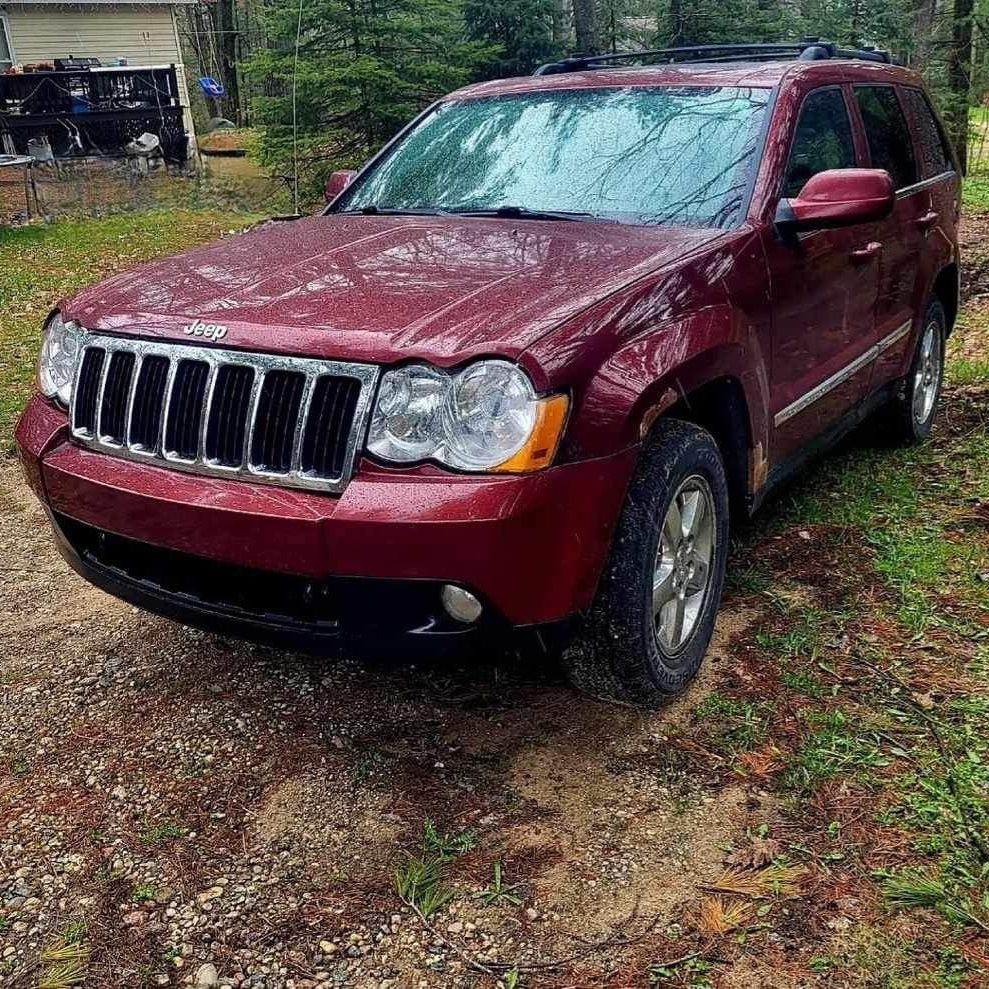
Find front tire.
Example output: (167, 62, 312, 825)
(563, 420, 730, 708)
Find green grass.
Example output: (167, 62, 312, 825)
(946, 356, 989, 385)
(0, 209, 260, 447)
(394, 818, 477, 918)
(783, 709, 891, 792)
(395, 854, 454, 917)
(732, 252, 989, 979)
(132, 882, 159, 904)
(423, 817, 477, 860)
(477, 861, 523, 908)
(755, 603, 829, 659)
(693, 693, 771, 755)
(139, 819, 187, 845)
(962, 173, 989, 211)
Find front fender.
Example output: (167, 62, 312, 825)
(564, 306, 771, 462)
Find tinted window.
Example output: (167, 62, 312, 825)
(342, 86, 772, 228)
(855, 86, 919, 189)
(784, 88, 857, 197)
(901, 88, 953, 178)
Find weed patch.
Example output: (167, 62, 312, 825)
(693, 693, 771, 755)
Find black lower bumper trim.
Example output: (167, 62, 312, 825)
(50, 513, 514, 650)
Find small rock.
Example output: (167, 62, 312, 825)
(196, 963, 219, 987)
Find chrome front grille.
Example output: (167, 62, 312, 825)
(70, 334, 379, 493)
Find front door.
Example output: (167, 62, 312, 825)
(763, 85, 881, 463)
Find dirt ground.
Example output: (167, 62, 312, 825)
(0, 460, 771, 987)
(1, 218, 988, 989)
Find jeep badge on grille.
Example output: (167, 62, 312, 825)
(184, 318, 228, 341)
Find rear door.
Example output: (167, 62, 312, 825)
(850, 85, 929, 378)
(873, 86, 960, 384)
(764, 85, 880, 462)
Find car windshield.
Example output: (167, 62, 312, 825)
(339, 86, 772, 228)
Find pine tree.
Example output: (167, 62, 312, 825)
(464, 0, 562, 77)
(246, 0, 494, 199)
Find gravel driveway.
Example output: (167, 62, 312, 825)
(0, 463, 765, 989)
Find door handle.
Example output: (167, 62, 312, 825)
(850, 241, 882, 262)
(916, 210, 939, 231)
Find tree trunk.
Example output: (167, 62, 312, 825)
(668, 0, 684, 46)
(948, 0, 974, 171)
(552, 0, 569, 46)
(216, 0, 241, 124)
(912, 0, 937, 71)
(573, 0, 598, 54)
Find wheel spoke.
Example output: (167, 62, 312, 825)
(669, 593, 686, 648)
(663, 498, 683, 548)
(686, 553, 710, 595)
(680, 489, 705, 539)
(913, 376, 926, 420)
(653, 565, 676, 614)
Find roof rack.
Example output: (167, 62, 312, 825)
(533, 39, 898, 76)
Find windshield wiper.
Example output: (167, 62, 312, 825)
(340, 204, 597, 222)
(340, 205, 451, 217)
(446, 205, 595, 222)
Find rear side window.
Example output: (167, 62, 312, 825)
(854, 86, 919, 189)
(784, 88, 857, 197)
(901, 88, 953, 178)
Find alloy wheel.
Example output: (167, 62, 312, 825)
(653, 475, 716, 657)
(912, 320, 942, 426)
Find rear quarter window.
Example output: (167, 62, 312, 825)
(854, 85, 919, 190)
(900, 87, 954, 178)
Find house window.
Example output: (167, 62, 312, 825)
(0, 15, 13, 70)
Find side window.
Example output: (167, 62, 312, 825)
(901, 88, 953, 178)
(854, 85, 919, 190)
(784, 88, 857, 198)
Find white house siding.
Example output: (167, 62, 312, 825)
(1, 3, 195, 140)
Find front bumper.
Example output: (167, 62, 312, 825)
(16, 395, 637, 630)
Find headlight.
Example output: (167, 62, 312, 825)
(39, 312, 84, 407)
(368, 360, 568, 473)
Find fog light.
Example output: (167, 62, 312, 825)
(441, 584, 483, 624)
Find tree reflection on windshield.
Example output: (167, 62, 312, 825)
(341, 86, 771, 229)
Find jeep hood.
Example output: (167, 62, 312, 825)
(65, 213, 722, 367)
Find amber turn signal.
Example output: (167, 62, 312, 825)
(491, 393, 569, 473)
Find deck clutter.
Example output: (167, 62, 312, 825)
(0, 62, 189, 164)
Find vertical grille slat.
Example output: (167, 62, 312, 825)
(99, 351, 136, 444)
(204, 364, 254, 467)
(250, 370, 306, 474)
(198, 363, 220, 456)
(301, 376, 362, 479)
(164, 359, 210, 460)
(129, 354, 170, 451)
(70, 335, 376, 493)
(73, 348, 106, 435)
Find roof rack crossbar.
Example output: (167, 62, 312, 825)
(533, 39, 895, 76)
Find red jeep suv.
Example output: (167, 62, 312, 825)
(16, 41, 960, 706)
